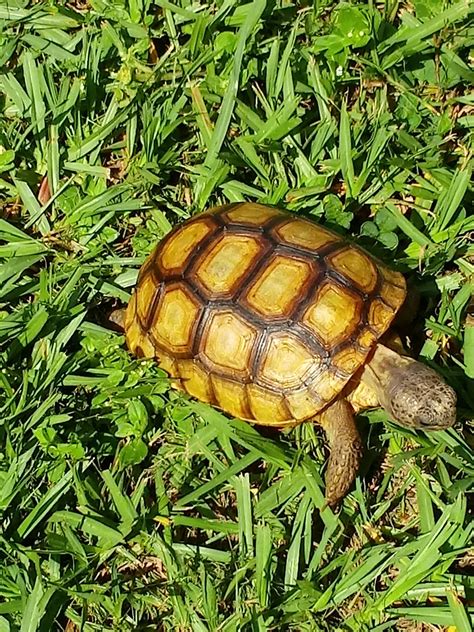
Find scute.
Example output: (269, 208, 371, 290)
(247, 383, 289, 425)
(191, 233, 264, 297)
(150, 283, 202, 356)
(357, 328, 377, 351)
(286, 388, 325, 421)
(258, 332, 320, 390)
(124, 294, 155, 358)
(332, 347, 367, 375)
(211, 375, 251, 420)
(200, 309, 258, 379)
(177, 359, 214, 403)
(327, 247, 377, 293)
(308, 369, 346, 404)
(302, 283, 362, 348)
(157, 350, 179, 379)
(274, 218, 337, 250)
(379, 278, 406, 310)
(157, 216, 216, 275)
(125, 202, 407, 426)
(242, 254, 315, 319)
(223, 203, 282, 226)
(368, 298, 397, 334)
(136, 271, 159, 326)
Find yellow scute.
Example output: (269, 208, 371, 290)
(247, 384, 289, 425)
(150, 285, 201, 353)
(244, 255, 313, 318)
(225, 203, 281, 225)
(202, 311, 257, 376)
(286, 388, 323, 420)
(259, 333, 319, 389)
(369, 298, 396, 334)
(328, 247, 377, 292)
(302, 284, 362, 347)
(194, 234, 261, 295)
(177, 359, 213, 403)
(211, 375, 250, 420)
(136, 272, 158, 323)
(158, 219, 212, 272)
(275, 218, 338, 250)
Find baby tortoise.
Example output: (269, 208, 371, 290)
(119, 203, 457, 505)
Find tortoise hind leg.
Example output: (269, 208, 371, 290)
(319, 400, 363, 506)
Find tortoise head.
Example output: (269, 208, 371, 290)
(383, 362, 457, 431)
(363, 345, 457, 431)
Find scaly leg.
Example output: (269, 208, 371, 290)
(319, 399, 363, 506)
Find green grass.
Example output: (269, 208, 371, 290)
(0, 0, 473, 630)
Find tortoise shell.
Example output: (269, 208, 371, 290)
(125, 203, 406, 425)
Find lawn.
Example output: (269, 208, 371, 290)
(0, 0, 473, 630)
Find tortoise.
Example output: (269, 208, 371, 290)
(120, 202, 457, 505)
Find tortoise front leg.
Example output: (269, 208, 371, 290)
(319, 399, 363, 506)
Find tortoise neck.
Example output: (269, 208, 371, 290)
(359, 343, 412, 406)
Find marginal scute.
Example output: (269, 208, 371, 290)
(211, 375, 251, 420)
(201, 310, 258, 379)
(125, 292, 137, 332)
(125, 296, 156, 359)
(157, 350, 178, 378)
(137, 334, 156, 358)
(125, 317, 143, 356)
(328, 247, 377, 292)
(348, 380, 379, 412)
(357, 328, 377, 350)
(369, 298, 397, 334)
(309, 370, 346, 404)
(274, 218, 338, 250)
(379, 264, 406, 290)
(302, 283, 362, 347)
(150, 284, 202, 355)
(136, 252, 156, 285)
(332, 347, 367, 375)
(224, 203, 282, 225)
(286, 388, 324, 421)
(247, 384, 289, 425)
(243, 254, 314, 318)
(177, 359, 214, 403)
(379, 281, 406, 311)
(192, 233, 263, 296)
(136, 272, 159, 324)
